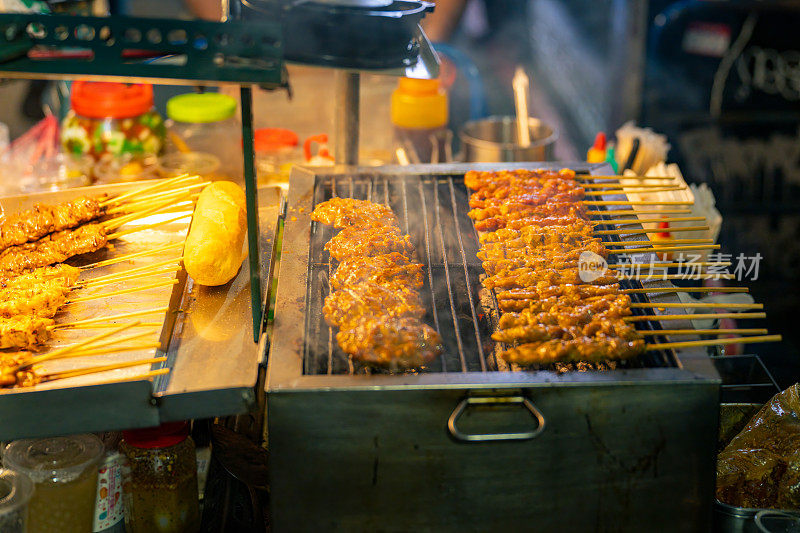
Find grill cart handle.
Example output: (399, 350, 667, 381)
(447, 396, 546, 443)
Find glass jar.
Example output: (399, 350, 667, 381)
(0, 469, 34, 533)
(120, 421, 200, 533)
(3, 434, 103, 533)
(254, 127, 300, 188)
(165, 92, 242, 181)
(61, 81, 165, 161)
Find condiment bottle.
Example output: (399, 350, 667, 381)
(61, 81, 165, 161)
(253, 127, 300, 188)
(391, 77, 449, 163)
(120, 421, 200, 533)
(4, 434, 104, 533)
(0, 469, 34, 533)
(165, 92, 242, 182)
(94, 432, 126, 533)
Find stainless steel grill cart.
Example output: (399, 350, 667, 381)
(267, 163, 721, 532)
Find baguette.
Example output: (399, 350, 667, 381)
(184, 181, 247, 286)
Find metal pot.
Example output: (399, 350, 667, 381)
(715, 501, 800, 533)
(460, 115, 557, 162)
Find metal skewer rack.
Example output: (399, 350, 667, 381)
(0, 2, 438, 439)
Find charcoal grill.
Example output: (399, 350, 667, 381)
(267, 163, 721, 532)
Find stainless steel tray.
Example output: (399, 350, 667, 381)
(0, 182, 281, 439)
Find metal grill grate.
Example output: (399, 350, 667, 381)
(303, 173, 678, 375)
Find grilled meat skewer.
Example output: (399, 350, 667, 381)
(0, 196, 106, 254)
(0, 224, 107, 276)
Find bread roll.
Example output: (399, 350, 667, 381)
(184, 181, 247, 286)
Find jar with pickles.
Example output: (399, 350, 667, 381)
(120, 421, 200, 533)
(3, 434, 103, 533)
(61, 81, 165, 161)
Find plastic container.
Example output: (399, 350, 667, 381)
(166, 92, 242, 180)
(0, 469, 34, 533)
(120, 421, 200, 533)
(391, 77, 449, 163)
(254, 127, 300, 187)
(93, 153, 160, 184)
(61, 81, 165, 161)
(4, 434, 104, 533)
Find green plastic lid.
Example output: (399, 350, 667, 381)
(167, 93, 237, 124)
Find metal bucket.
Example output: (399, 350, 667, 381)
(460, 116, 557, 162)
(715, 501, 800, 533)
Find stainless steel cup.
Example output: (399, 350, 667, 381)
(460, 116, 557, 162)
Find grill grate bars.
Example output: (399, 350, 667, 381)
(304, 173, 677, 376)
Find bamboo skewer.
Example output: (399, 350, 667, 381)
(96, 367, 170, 385)
(81, 266, 179, 291)
(26, 322, 140, 367)
(620, 274, 735, 280)
(606, 239, 714, 246)
(625, 312, 766, 322)
(54, 307, 169, 329)
(105, 182, 208, 215)
(580, 183, 685, 189)
(608, 261, 731, 269)
(583, 200, 694, 206)
(102, 192, 196, 231)
(587, 209, 692, 216)
(59, 342, 163, 359)
(639, 329, 768, 336)
(41, 356, 167, 381)
(576, 175, 679, 182)
(595, 225, 709, 235)
(645, 335, 782, 351)
(623, 287, 748, 294)
(593, 217, 705, 225)
(98, 174, 195, 208)
(65, 279, 180, 305)
(81, 257, 182, 286)
(77, 322, 163, 330)
(81, 242, 184, 270)
(583, 187, 686, 196)
(60, 330, 159, 357)
(630, 302, 763, 309)
(106, 213, 193, 241)
(607, 244, 720, 254)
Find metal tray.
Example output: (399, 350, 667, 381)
(0, 182, 281, 440)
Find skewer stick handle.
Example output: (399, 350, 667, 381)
(630, 302, 763, 309)
(60, 342, 163, 359)
(638, 329, 769, 336)
(608, 244, 720, 254)
(587, 209, 692, 216)
(622, 287, 748, 294)
(576, 175, 678, 181)
(92, 367, 170, 385)
(645, 335, 781, 351)
(99, 174, 195, 207)
(55, 307, 168, 329)
(29, 321, 141, 366)
(609, 261, 730, 268)
(81, 257, 182, 286)
(581, 183, 685, 189)
(583, 187, 686, 196)
(593, 217, 706, 226)
(583, 200, 694, 206)
(606, 239, 714, 246)
(82, 242, 184, 270)
(625, 312, 766, 321)
(595, 225, 709, 235)
(44, 356, 167, 381)
(66, 279, 179, 304)
(107, 213, 193, 241)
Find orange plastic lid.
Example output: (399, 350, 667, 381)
(254, 128, 299, 152)
(71, 81, 154, 119)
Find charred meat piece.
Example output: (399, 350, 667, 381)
(336, 317, 442, 369)
(331, 253, 423, 290)
(325, 225, 414, 261)
(312, 198, 399, 229)
(323, 281, 425, 330)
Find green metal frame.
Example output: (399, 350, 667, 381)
(0, 13, 285, 341)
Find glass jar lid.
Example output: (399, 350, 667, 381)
(71, 81, 154, 119)
(167, 93, 237, 124)
(3, 434, 103, 484)
(0, 469, 33, 516)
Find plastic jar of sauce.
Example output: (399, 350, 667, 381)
(120, 421, 200, 533)
(165, 92, 242, 181)
(61, 81, 165, 161)
(3, 434, 103, 533)
(0, 469, 34, 533)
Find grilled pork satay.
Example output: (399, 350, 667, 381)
(325, 225, 415, 262)
(312, 197, 443, 369)
(312, 198, 399, 229)
(0, 196, 106, 254)
(0, 315, 54, 349)
(498, 336, 644, 365)
(331, 253, 423, 291)
(0, 224, 107, 276)
(0, 278, 72, 318)
(0, 264, 82, 290)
